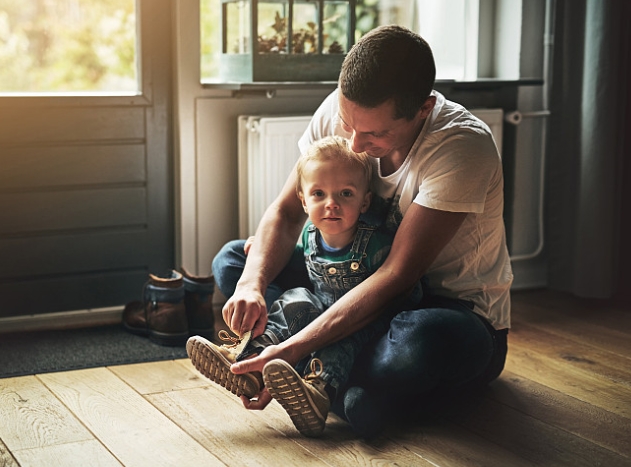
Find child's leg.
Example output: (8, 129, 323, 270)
(264, 287, 326, 339)
(238, 287, 326, 360)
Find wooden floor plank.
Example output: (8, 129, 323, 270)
(12, 440, 122, 467)
(0, 438, 19, 467)
(445, 387, 630, 467)
(148, 386, 332, 467)
(108, 359, 209, 395)
(0, 376, 95, 450)
(37, 368, 225, 467)
(513, 290, 631, 331)
(488, 371, 631, 458)
(509, 321, 631, 388)
(505, 339, 631, 418)
(512, 291, 631, 359)
(386, 418, 535, 467)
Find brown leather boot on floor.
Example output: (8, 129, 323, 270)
(181, 267, 215, 340)
(122, 270, 188, 346)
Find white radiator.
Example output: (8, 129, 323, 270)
(238, 115, 312, 238)
(237, 109, 503, 238)
(470, 108, 504, 156)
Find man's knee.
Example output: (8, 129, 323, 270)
(361, 309, 463, 391)
(211, 240, 247, 297)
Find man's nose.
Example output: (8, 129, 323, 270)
(349, 131, 368, 153)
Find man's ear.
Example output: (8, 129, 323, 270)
(418, 96, 437, 119)
(360, 191, 372, 213)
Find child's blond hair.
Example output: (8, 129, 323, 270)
(296, 135, 373, 196)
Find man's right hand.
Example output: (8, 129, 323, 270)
(222, 286, 268, 338)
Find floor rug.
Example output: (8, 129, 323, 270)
(0, 325, 189, 379)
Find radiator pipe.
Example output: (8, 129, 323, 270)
(508, 0, 555, 263)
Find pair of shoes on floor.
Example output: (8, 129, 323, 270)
(186, 334, 330, 437)
(122, 268, 214, 346)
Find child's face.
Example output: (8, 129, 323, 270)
(299, 158, 371, 244)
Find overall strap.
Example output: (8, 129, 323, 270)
(306, 223, 319, 260)
(349, 223, 375, 264)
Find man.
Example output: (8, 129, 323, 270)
(209, 25, 512, 437)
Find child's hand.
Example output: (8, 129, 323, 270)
(244, 236, 256, 255)
(239, 387, 273, 411)
(232, 344, 295, 411)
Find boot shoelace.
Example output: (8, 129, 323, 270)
(305, 358, 324, 382)
(218, 329, 242, 347)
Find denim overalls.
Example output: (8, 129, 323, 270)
(304, 222, 377, 309)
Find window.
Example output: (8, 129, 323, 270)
(0, 0, 138, 94)
(200, 0, 514, 83)
(415, 0, 481, 80)
(415, 0, 522, 80)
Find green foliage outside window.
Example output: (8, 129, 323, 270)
(0, 0, 137, 93)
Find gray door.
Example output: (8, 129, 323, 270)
(0, 1, 174, 318)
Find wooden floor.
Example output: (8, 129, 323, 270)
(1, 289, 630, 467)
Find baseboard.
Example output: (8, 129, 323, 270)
(510, 256, 548, 290)
(0, 306, 124, 334)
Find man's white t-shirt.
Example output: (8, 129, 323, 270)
(298, 89, 513, 330)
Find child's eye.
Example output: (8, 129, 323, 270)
(313, 190, 324, 197)
(341, 190, 353, 197)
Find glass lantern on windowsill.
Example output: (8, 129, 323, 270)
(219, 0, 356, 82)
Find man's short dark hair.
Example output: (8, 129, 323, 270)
(340, 25, 436, 121)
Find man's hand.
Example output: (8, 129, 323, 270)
(231, 343, 296, 374)
(222, 287, 268, 338)
(231, 344, 296, 411)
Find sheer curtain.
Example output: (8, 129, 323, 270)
(546, 0, 631, 298)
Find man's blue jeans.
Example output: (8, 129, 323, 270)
(212, 239, 508, 407)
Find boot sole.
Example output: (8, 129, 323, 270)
(188, 327, 215, 340)
(122, 321, 149, 337)
(186, 336, 261, 398)
(122, 322, 188, 347)
(149, 329, 188, 347)
(263, 359, 326, 437)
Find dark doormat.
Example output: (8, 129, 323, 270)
(0, 325, 189, 379)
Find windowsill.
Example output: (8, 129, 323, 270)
(201, 77, 544, 94)
(436, 78, 544, 89)
(201, 80, 338, 91)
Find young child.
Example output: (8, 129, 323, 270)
(187, 135, 421, 436)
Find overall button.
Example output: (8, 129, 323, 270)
(350, 262, 360, 271)
(328, 267, 337, 275)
